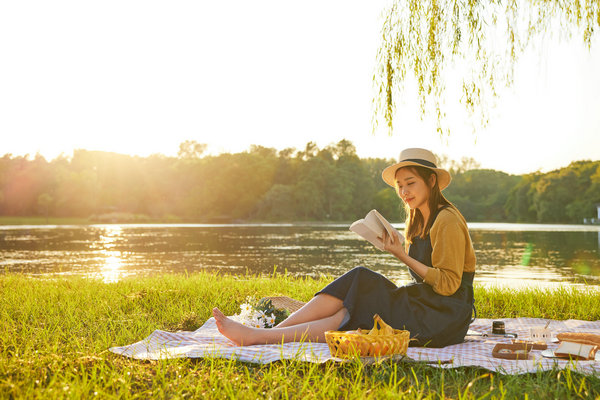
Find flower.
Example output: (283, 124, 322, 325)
(232, 297, 289, 328)
(266, 314, 276, 327)
(253, 319, 265, 328)
(240, 303, 252, 314)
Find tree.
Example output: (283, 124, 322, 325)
(505, 173, 540, 222)
(335, 146, 375, 219)
(273, 148, 300, 185)
(1, 141, 597, 223)
(294, 157, 330, 220)
(565, 161, 600, 222)
(373, 187, 404, 222)
(533, 171, 577, 223)
(445, 169, 519, 221)
(254, 184, 296, 221)
(585, 165, 600, 213)
(373, 0, 600, 135)
(436, 154, 480, 174)
(297, 142, 319, 160)
(178, 140, 207, 159)
(333, 139, 358, 159)
(37, 193, 54, 222)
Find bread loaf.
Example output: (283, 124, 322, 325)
(554, 341, 598, 360)
(556, 332, 600, 347)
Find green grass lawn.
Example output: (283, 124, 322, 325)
(1, 272, 600, 399)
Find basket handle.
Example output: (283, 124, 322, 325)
(371, 314, 394, 335)
(373, 314, 385, 331)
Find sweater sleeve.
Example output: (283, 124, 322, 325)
(422, 212, 466, 296)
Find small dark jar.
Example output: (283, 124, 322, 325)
(492, 320, 506, 335)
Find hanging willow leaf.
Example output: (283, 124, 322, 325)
(372, 0, 600, 137)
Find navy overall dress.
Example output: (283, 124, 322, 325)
(317, 207, 475, 347)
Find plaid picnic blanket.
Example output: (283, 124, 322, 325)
(109, 317, 600, 376)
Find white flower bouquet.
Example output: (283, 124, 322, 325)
(231, 297, 290, 328)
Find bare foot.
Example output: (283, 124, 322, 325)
(212, 307, 262, 346)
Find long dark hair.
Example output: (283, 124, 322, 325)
(398, 166, 453, 244)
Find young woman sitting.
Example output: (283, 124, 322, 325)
(213, 148, 476, 348)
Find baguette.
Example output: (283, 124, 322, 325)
(556, 332, 600, 347)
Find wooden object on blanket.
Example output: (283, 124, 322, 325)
(263, 296, 306, 314)
(492, 343, 532, 360)
(325, 314, 410, 359)
(512, 339, 547, 350)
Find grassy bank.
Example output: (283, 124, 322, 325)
(1, 272, 599, 399)
(0, 215, 180, 225)
(0, 216, 91, 225)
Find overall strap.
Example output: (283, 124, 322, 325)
(460, 271, 477, 322)
(407, 205, 451, 277)
(430, 205, 449, 225)
(460, 271, 475, 288)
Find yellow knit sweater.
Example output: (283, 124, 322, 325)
(422, 207, 476, 296)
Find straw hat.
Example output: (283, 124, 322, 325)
(382, 148, 451, 190)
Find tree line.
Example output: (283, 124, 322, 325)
(1, 140, 599, 224)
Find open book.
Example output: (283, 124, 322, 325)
(349, 209, 404, 251)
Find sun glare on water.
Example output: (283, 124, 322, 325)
(98, 226, 124, 283)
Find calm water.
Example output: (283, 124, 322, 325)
(1, 223, 600, 288)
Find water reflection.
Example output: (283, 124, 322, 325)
(96, 226, 125, 282)
(100, 251, 123, 283)
(99, 225, 121, 248)
(0, 223, 598, 288)
(475, 264, 567, 288)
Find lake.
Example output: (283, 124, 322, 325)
(1, 223, 599, 288)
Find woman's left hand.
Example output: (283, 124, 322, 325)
(381, 230, 406, 260)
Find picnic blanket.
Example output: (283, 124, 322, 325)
(109, 317, 600, 376)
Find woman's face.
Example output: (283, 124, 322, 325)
(394, 167, 434, 212)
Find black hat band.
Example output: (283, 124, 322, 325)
(402, 158, 437, 168)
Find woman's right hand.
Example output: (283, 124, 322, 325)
(383, 230, 429, 280)
(381, 229, 406, 260)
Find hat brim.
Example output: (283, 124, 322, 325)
(382, 161, 451, 190)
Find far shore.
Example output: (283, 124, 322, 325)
(2, 215, 599, 228)
(0, 214, 356, 226)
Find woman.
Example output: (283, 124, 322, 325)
(213, 148, 476, 348)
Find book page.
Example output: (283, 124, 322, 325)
(349, 219, 384, 250)
(349, 209, 403, 251)
(363, 211, 385, 236)
(371, 210, 404, 245)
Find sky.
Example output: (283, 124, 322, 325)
(1, 1, 599, 175)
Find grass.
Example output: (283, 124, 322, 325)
(1, 272, 600, 399)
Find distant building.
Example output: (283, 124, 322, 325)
(584, 203, 600, 224)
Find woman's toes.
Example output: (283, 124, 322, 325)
(211, 309, 259, 346)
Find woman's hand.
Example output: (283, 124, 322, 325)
(381, 229, 406, 260)
(382, 230, 429, 280)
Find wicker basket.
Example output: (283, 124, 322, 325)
(325, 314, 410, 358)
